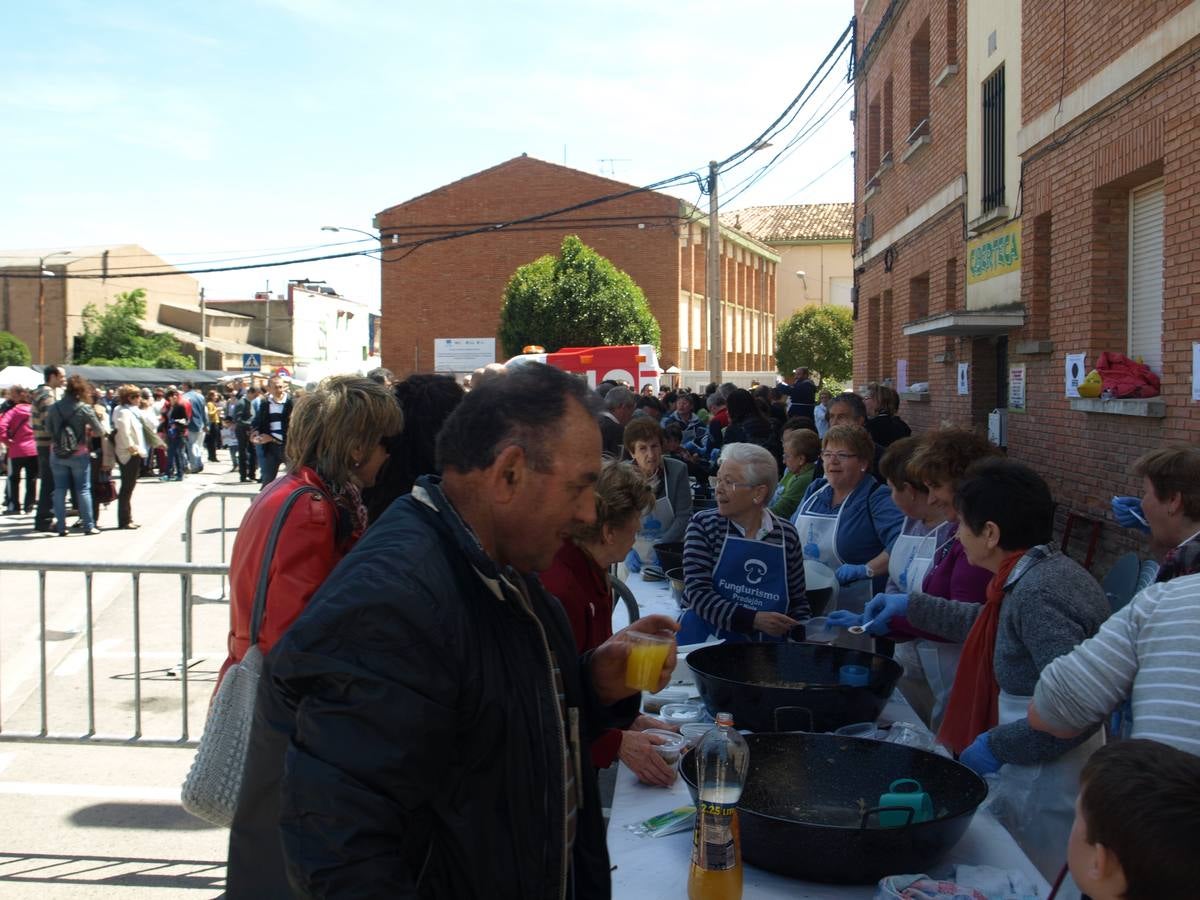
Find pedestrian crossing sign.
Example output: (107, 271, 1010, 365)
(242, 353, 262, 372)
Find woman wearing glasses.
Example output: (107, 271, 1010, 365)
(792, 424, 904, 625)
(677, 443, 809, 643)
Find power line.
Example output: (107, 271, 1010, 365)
(2, 24, 856, 282)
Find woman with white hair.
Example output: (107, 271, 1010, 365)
(678, 443, 809, 642)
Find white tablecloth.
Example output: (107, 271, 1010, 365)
(606, 570, 1053, 899)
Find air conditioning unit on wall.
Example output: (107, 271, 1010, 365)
(858, 215, 874, 244)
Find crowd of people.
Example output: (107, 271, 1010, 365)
(10, 359, 1196, 896)
(197, 358, 1200, 898)
(0, 366, 318, 535)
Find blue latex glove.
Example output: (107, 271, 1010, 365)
(835, 563, 870, 585)
(624, 550, 642, 573)
(861, 593, 909, 636)
(958, 732, 1002, 776)
(826, 610, 863, 629)
(1112, 496, 1151, 533)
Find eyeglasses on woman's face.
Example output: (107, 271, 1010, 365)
(715, 475, 757, 491)
(820, 451, 858, 462)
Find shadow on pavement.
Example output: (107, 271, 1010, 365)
(70, 801, 220, 830)
(0, 849, 224, 891)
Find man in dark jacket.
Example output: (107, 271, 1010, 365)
(227, 362, 678, 899)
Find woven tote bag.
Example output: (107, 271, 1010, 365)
(181, 485, 324, 826)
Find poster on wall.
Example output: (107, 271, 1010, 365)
(1193, 343, 1200, 402)
(957, 363, 970, 395)
(1009, 363, 1027, 411)
(896, 359, 909, 393)
(433, 338, 496, 373)
(1065, 353, 1086, 398)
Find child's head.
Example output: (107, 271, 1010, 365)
(661, 422, 683, 453)
(1069, 739, 1200, 900)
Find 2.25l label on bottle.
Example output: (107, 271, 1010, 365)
(692, 803, 736, 871)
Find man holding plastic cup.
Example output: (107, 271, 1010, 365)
(227, 363, 678, 900)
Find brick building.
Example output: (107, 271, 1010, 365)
(853, 0, 1200, 565)
(375, 155, 780, 387)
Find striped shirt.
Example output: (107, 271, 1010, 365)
(682, 508, 808, 635)
(1033, 571, 1200, 755)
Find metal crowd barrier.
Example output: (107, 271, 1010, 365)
(0, 560, 227, 748)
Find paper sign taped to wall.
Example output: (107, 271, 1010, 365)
(1193, 343, 1200, 402)
(1065, 353, 1086, 398)
(957, 363, 970, 395)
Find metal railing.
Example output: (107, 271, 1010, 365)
(180, 489, 255, 656)
(0, 559, 227, 748)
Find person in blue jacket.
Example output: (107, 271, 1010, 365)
(792, 423, 903, 621)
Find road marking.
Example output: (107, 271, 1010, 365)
(0, 781, 181, 802)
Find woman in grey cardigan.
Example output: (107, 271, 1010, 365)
(621, 417, 692, 572)
(857, 459, 1109, 881)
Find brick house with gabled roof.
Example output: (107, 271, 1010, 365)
(724, 203, 855, 324)
(375, 154, 781, 386)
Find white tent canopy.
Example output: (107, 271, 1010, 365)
(0, 365, 42, 389)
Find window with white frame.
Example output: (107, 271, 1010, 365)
(1128, 180, 1164, 372)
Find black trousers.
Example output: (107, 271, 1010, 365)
(117, 456, 140, 528)
(35, 446, 55, 530)
(236, 426, 256, 481)
(7, 455, 37, 511)
(259, 442, 283, 489)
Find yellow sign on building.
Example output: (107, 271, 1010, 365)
(967, 220, 1021, 285)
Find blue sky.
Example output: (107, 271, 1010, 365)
(2, 0, 855, 308)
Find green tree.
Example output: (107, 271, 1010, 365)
(775, 304, 853, 386)
(497, 235, 661, 358)
(76, 289, 196, 369)
(0, 332, 32, 367)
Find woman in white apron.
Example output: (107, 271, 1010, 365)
(791, 425, 903, 637)
(621, 418, 692, 572)
(855, 459, 1110, 884)
(677, 444, 809, 643)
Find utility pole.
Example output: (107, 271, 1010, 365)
(707, 159, 722, 384)
(198, 286, 206, 369)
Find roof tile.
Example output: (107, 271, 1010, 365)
(722, 203, 853, 243)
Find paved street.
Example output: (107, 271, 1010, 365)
(0, 460, 256, 898)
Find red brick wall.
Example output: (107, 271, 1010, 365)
(376, 156, 684, 377)
(1013, 33, 1200, 551)
(854, 0, 1200, 569)
(1021, 0, 1192, 121)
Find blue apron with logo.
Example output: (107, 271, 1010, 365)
(677, 519, 789, 643)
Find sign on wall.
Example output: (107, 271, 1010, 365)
(957, 363, 970, 395)
(966, 220, 1022, 285)
(896, 359, 908, 393)
(434, 338, 496, 373)
(1065, 353, 1086, 398)
(1008, 363, 1026, 411)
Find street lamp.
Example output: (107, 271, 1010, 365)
(320, 225, 395, 249)
(38, 249, 72, 364)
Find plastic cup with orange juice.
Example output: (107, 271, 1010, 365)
(625, 631, 674, 692)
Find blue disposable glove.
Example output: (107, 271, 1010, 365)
(624, 550, 642, 574)
(826, 610, 863, 629)
(958, 732, 1002, 776)
(861, 593, 909, 636)
(835, 563, 870, 585)
(1112, 496, 1151, 533)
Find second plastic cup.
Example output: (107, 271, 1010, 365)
(625, 631, 674, 692)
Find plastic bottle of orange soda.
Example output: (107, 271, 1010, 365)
(687, 712, 749, 900)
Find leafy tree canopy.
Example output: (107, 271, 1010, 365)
(775, 304, 853, 386)
(76, 289, 195, 369)
(0, 331, 32, 367)
(497, 235, 661, 358)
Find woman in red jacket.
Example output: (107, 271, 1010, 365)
(218, 375, 402, 685)
(540, 461, 680, 786)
